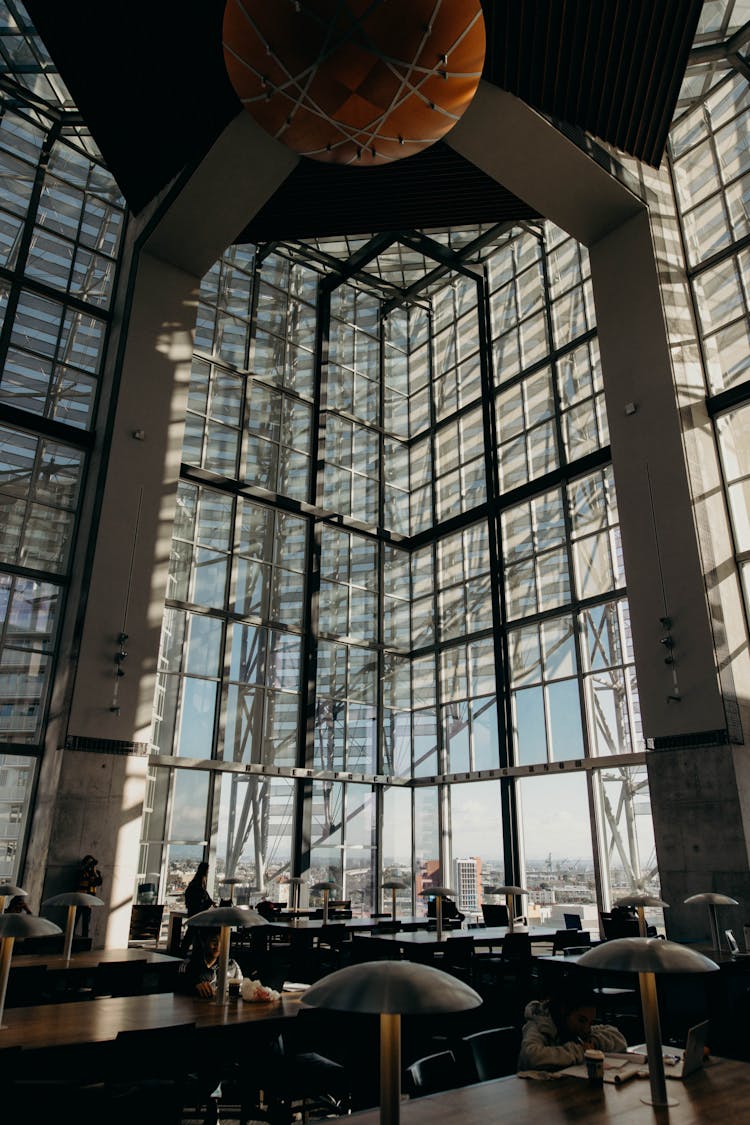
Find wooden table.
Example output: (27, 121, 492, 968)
(0, 990, 304, 1050)
(11, 948, 180, 971)
(359, 925, 558, 951)
(266, 918, 380, 933)
(349, 1060, 750, 1123)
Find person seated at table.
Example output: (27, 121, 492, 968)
(176, 927, 243, 998)
(517, 983, 627, 1071)
(255, 896, 279, 920)
(4, 895, 32, 914)
(426, 895, 465, 923)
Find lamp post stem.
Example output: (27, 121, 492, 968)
(0, 935, 14, 1028)
(639, 970, 676, 1107)
(636, 905, 647, 937)
(380, 1012, 401, 1125)
(708, 904, 720, 952)
(323, 889, 329, 925)
(63, 904, 76, 963)
(506, 895, 514, 933)
(0, 896, 5, 914)
(216, 924, 231, 1004)
(391, 887, 397, 920)
(436, 896, 443, 942)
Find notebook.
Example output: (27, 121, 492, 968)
(629, 1020, 710, 1079)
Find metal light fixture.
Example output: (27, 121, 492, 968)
(42, 891, 104, 962)
(0, 914, 62, 1028)
(285, 876, 305, 913)
(223, 0, 486, 166)
(613, 893, 669, 936)
(303, 960, 482, 1125)
(382, 879, 407, 920)
(311, 881, 338, 925)
(0, 883, 27, 914)
(420, 885, 456, 942)
(684, 892, 738, 952)
(187, 904, 268, 1003)
(484, 884, 528, 933)
(577, 937, 718, 1108)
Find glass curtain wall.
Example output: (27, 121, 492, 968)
(0, 1, 126, 879)
(144, 219, 658, 923)
(672, 68, 750, 740)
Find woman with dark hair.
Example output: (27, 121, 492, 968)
(180, 861, 216, 956)
(184, 861, 214, 918)
(517, 983, 627, 1071)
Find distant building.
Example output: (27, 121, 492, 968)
(454, 856, 482, 913)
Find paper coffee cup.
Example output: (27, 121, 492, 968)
(584, 1049, 604, 1086)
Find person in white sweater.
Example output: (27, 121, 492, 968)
(517, 985, 627, 1071)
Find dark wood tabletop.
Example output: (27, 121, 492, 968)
(0, 990, 304, 1050)
(360, 925, 558, 948)
(266, 917, 380, 932)
(349, 1060, 750, 1123)
(11, 948, 181, 971)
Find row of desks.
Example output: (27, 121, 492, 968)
(350, 1063, 750, 1124)
(0, 990, 304, 1050)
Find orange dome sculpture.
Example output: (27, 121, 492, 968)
(222, 0, 486, 166)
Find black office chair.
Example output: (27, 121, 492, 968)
(564, 912, 583, 929)
(552, 929, 591, 954)
(432, 935, 475, 983)
(403, 1050, 467, 1098)
(255, 1010, 353, 1122)
(4, 964, 50, 1007)
(481, 903, 509, 926)
(461, 1026, 521, 1082)
(94, 958, 148, 997)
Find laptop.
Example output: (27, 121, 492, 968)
(630, 1020, 709, 1079)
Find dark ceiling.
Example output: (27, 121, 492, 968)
(24, 0, 702, 243)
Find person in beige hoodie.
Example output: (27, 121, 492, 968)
(518, 984, 627, 1071)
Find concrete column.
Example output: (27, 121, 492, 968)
(34, 112, 297, 946)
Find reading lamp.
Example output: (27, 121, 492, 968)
(42, 891, 104, 962)
(485, 884, 528, 933)
(302, 960, 482, 1125)
(311, 881, 338, 924)
(382, 878, 407, 920)
(0, 883, 27, 914)
(187, 904, 268, 1003)
(0, 914, 62, 1028)
(684, 891, 738, 952)
(613, 892, 669, 936)
(577, 937, 718, 1108)
(420, 886, 456, 942)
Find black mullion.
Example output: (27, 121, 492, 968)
(540, 235, 591, 769)
(377, 299, 386, 774)
(0, 117, 60, 383)
(293, 277, 330, 886)
(481, 256, 522, 882)
(476, 267, 513, 776)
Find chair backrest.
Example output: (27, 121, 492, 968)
(500, 932, 532, 963)
(94, 958, 148, 997)
(461, 1026, 521, 1082)
(404, 1050, 463, 1098)
(128, 903, 164, 942)
(115, 1022, 197, 1079)
(5, 965, 49, 1007)
(563, 912, 583, 930)
(373, 920, 402, 933)
(600, 911, 639, 940)
(481, 903, 509, 926)
(552, 929, 591, 954)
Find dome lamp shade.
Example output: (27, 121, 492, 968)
(222, 0, 486, 166)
